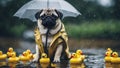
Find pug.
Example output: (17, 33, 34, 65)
(33, 9, 71, 62)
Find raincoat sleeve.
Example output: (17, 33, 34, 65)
(34, 27, 44, 54)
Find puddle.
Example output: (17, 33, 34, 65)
(0, 48, 107, 68)
(0, 41, 120, 68)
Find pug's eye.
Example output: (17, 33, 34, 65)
(40, 14, 46, 20)
(51, 14, 58, 20)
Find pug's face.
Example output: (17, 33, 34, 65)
(35, 9, 63, 29)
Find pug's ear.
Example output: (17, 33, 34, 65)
(55, 10, 63, 19)
(35, 10, 43, 20)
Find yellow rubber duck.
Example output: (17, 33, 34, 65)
(8, 53, 19, 63)
(70, 53, 82, 64)
(104, 51, 112, 62)
(110, 52, 120, 68)
(107, 48, 113, 53)
(70, 53, 77, 58)
(111, 52, 120, 63)
(39, 53, 50, 68)
(8, 55, 18, 68)
(104, 51, 112, 67)
(25, 49, 34, 60)
(0, 51, 7, 60)
(76, 50, 85, 60)
(51, 63, 57, 68)
(7, 47, 16, 57)
(19, 52, 30, 64)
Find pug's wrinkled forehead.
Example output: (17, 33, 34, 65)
(35, 9, 63, 20)
(40, 9, 58, 16)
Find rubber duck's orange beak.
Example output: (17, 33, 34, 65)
(111, 54, 114, 57)
(29, 52, 31, 54)
(70, 53, 75, 58)
(70, 55, 74, 58)
(8, 50, 10, 52)
(81, 52, 83, 55)
(22, 54, 25, 56)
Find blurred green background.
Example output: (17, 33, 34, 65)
(0, 0, 120, 50)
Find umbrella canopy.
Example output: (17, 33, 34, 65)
(14, 0, 81, 22)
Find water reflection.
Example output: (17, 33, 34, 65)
(83, 49, 105, 68)
(0, 40, 120, 68)
(0, 48, 105, 68)
(0, 62, 7, 67)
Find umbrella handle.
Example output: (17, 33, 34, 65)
(47, 0, 49, 9)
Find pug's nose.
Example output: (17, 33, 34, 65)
(46, 17, 52, 21)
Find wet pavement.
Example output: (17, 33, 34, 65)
(0, 48, 107, 68)
(0, 41, 120, 68)
(83, 49, 105, 68)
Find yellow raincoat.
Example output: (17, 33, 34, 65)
(34, 24, 70, 60)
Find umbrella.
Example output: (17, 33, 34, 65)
(14, 0, 81, 22)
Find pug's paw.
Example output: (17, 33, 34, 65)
(32, 55, 39, 62)
(32, 58, 38, 62)
(53, 57, 60, 62)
